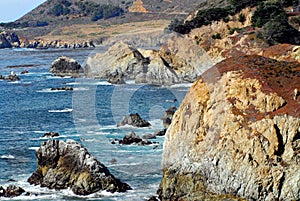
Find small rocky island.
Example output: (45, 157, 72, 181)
(50, 56, 83, 77)
(28, 139, 131, 195)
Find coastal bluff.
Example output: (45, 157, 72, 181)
(159, 55, 300, 200)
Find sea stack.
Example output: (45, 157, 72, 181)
(159, 55, 300, 201)
(28, 139, 131, 195)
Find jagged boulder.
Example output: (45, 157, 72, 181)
(28, 139, 131, 195)
(159, 55, 300, 201)
(117, 113, 151, 127)
(50, 56, 83, 77)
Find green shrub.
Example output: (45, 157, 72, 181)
(238, 13, 246, 23)
(91, 5, 124, 21)
(61, 0, 71, 7)
(262, 13, 300, 45)
(170, 7, 232, 34)
(212, 33, 221, 39)
(52, 4, 64, 16)
(229, 0, 260, 12)
(251, 1, 286, 28)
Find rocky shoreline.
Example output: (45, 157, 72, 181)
(0, 31, 95, 49)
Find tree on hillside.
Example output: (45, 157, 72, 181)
(252, 1, 300, 45)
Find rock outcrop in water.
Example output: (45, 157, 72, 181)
(50, 56, 83, 77)
(118, 113, 151, 127)
(28, 139, 131, 195)
(112, 131, 154, 146)
(159, 55, 300, 201)
(0, 72, 20, 81)
(0, 185, 25, 197)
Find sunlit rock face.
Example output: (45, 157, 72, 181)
(159, 55, 300, 201)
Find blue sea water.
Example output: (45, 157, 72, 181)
(0, 48, 190, 200)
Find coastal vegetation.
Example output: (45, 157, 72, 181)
(168, 0, 300, 45)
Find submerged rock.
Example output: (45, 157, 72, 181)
(43, 132, 59, 138)
(28, 139, 131, 195)
(0, 185, 25, 197)
(117, 113, 151, 127)
(50, 86, 73, 91)
(50, 56, 83, 77)
(159, 55, 300, 201)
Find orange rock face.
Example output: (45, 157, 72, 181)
(159, 55, 300, 201)
(128, 0, 148, 13)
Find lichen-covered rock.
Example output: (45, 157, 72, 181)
(159, 55, 300, 201)
(28, 139, 131, 195)
(50, 56, 83, 77)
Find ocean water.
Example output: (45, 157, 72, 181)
(0, 48, 189, 200)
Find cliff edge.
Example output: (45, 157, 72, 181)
(159, 55, 300, 200)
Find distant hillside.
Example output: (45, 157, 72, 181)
(0, 0, 203, 40)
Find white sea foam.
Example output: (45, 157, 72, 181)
(9, 81, 21, 84)
(168, 83, 193, 88)
(48, 108, 73, 113)
(46, 76, 72, 79)
(33, 131, 46, 133)
(28, 147, 39, 151)
(66, 81, 112, 86)
(1, 155, 15, 159)
(125, 80, 136, 84)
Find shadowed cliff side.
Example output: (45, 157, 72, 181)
(159, 55, 300, 201)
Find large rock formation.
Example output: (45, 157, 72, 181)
(50, 56, 83, 77)
(28, 139, 131, 195)
(159, 55, 300, 201)
(85, 41, 204, 85)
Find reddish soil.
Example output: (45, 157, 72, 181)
(202, 55, 300, 119)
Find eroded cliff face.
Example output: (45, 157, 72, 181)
(159, 55, 300, 201)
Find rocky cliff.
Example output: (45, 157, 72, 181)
(159, 55, 300, 201)
(85, 7, 272, 85)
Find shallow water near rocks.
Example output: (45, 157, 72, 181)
(0, 48, 189, 200)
